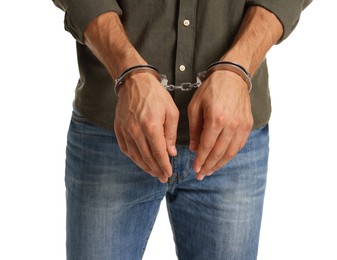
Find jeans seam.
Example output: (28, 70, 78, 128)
(140, 203, 162, 258)
(166, 200, 182, 260)
(177, 154, 194, 182)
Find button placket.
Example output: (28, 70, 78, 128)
(174, 0, 198, 84)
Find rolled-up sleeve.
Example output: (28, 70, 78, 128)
(246, 0, 312, 43)
(52, 0, 122, 43)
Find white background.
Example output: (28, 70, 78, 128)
(1, 1, 336, 259)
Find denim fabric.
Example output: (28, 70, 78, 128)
(65, 111, 269, 260)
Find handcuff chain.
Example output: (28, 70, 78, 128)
(160, 75, 202, 92)
(164, 82, 201, 92)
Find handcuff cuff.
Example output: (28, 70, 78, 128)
(114, 61, 252, 96)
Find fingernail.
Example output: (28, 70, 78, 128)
(197, 175, 204, 181)
(206, 172, 213, 176)
(195, 166, 201, 173)
(159, 178, 168, 184)
(189, 144, 197, 152)
(171, 146, 177, 155)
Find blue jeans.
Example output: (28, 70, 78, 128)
(66, 111, 269, 260)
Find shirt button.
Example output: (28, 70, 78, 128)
(179, 65, 186, 72)
(183, 19, 190, 27)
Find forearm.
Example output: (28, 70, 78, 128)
(84, 11, 146, 79)
(221, 6, 283, 76)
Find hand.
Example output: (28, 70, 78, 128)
(188, 70, 253, 180)
(114, 72, 179, 183)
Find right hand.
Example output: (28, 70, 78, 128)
(114, 72, 179, 183)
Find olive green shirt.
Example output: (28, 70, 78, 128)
(53, 0, 311, 144)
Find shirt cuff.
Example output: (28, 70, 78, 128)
(246, 0, 312, 43)
(63, 0, 122, 44)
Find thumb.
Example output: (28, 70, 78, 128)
(164, 109, 179, 157)
(188, 103, 203, 152)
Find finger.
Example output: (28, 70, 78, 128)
(211, 135, 240, 172)
(193, 119, 223, 174)
(124, 131, 168, 183)
(125, 140, 153, 174)
(188, 102, 203, 152)
(122, 129, 155, 174)
(239, 126, 251, 151)
(200, 129, 242, 176)
(144, 124, 173, 178)
(196, 129, 233, 177)
(115, 120, 162, 179)
(129, 127, 169, 181)
(164, 108, 179, 157)
(114, 121, 128, 155)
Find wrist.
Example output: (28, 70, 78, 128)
(114, 65, 162, 96)
(219, 54, 253, 76)
(112, 50, 147, 79)
(198, 61, 252, 92)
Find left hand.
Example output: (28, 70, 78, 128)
(188, 70, 254, 180)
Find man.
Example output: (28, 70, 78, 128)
(53, 1, 311, 259)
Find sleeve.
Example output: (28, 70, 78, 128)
(52, 0, 122, 44)
(245, 0, 312, 43)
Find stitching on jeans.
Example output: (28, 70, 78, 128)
(178, 154, 194, 182)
